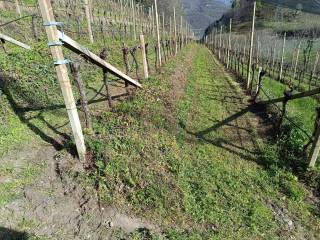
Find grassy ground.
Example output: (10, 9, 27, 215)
(88, 44, 320, 239)
(226, 55, 318, 137)
(0, 13, 159, 224)
(2, 2, 320, 239)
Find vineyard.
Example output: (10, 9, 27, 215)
(204, 1, 320, 168)
(0, 0, 320, 239)
(0, 0, 192, 159)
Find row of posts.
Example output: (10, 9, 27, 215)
(34, 0, 193, 161)
(204, 1, 320, 168)
(8, 0, 193, 47)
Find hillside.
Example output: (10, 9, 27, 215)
(206, 0, 320, 35)
(181, 0, 229, 37)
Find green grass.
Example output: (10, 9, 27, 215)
(227, 54, 318, 138)
(1, 6, 320, 238)
(261, 76, 318, 133)
(86, 45, 320, 239)
(0, 29, 158, 154)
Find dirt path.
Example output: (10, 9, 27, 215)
(169, 48, 197, 102)
(0, 143, 157, 239)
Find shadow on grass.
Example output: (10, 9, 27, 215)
(0, 73, 74, 155)
(0, 227, 29, 240)
(0, 71, 132, 157)
(179, 103, 270, 163)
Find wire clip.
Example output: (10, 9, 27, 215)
(43, 21, 66, 46)
(54, 59, 71, 66)
(43, 21, 64, 27)
(48, 41, 63, 47)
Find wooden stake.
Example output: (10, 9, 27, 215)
(185, 21, 188, 46)
(131, 0, 137, 41)
(279, 32, 286, 82)
(214, 28, 217, 54)
(15, 0, 22, 17)
(140, 34, 149, 79)
(180, 16, 183, 49)
(169, 16, 172, 55)
(227, 18, 232, 69)
(84, 0, 94, 43)
(38, 0, 86, 161)
(174, 7, 177, 55)
(219, 26, 222, 60)
(0, 33, 31, 50)
(293, 41, 301, 81)
(247, 1, 256, 89)
(162, 12, 165, 39)
(151, 5, 155, 37)
(154, 0, 162, 66)
(310, 52, 319, 86)
(308, 108, 320, 167)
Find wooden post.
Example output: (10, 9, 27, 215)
(161, 12, 166, 62)
(84, 0, 94, 43)
(214, 28, 217, 54)
(279, 32, 286, 82)
(15, 0, 22, 17)
(180, 16, 183, 49)
(162, 12, 165, 40)
(140, 34, 149, 79)
(227, 18, 232, 69)
(0, 33, 31, 50)
(38, 0, 86, 161)
(247, 1, 256, 89)
(256, 36, 260, 64)
(185, 21, 188, 46)
(131, 0, 137, 41)
(219, 26, 222, 60)
(120, 0, 124, 27)
(151, 5, 155, 37)
(242, 36, 247, 77)
(174, 7, 177, 55)
(310, 52, 319, 87)
(154, 0, 162, 66)
(169, 16, 172, 55)
(308, 107, 320, 167)
(293, 41, 301, 81)
(271, 41, 277, 78)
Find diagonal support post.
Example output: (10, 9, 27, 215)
(38, 0, 86, 161)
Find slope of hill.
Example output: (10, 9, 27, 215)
(181, 0, 230, 37)
(205, 0, 320, 35)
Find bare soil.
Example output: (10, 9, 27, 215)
(0, 143, 156, 239)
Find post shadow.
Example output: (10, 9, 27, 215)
(0, 227, 29, 240)
(0, 74, 68, 152)
(178, 102, 272, 164)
